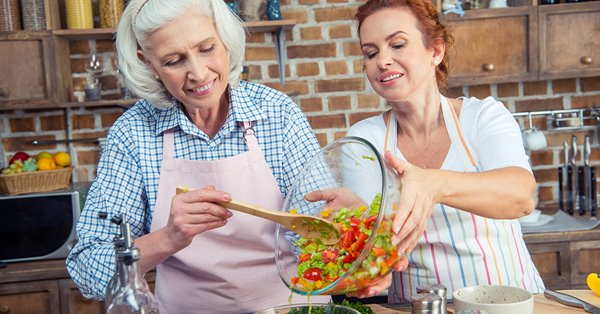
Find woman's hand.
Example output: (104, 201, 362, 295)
(164, 185, 233, 252)
(304, 188, 367, 213)
(384, 151, 439, 257)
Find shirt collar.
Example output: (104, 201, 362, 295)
(154, 82, 266, 138)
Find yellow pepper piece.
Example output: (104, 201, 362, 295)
(315, 280, 324, 289)
(587, 273, 600, 297)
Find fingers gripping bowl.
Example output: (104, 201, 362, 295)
(275, 137, 402, 295)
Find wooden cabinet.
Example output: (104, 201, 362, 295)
(0, 259, 155, 314)
(524, 227, 600, 290)
(438, 2, 600, 87)
(442, 7, 538, 87)
(0, 31, 70, 109)
(538, 2, 600, 80)
(0, 280, 60, 314)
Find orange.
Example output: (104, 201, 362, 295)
(36, 151, 53, 161)
(53, 152, 71, 167)
(38, 158, 56, 171)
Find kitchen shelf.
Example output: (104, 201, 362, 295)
(52, 19, 296, 84)
(57, 98, 137, 108)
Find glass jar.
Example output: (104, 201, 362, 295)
(0, 0, 22, 32)
(275, 136, 402, 295)
(20, 0, 46, 30)
(65, 0, 93, 29)
(99, 0, 123, 28)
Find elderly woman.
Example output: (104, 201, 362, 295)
(66, 0, 329, 313)
(347, 0, 545, 301)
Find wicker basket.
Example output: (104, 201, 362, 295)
(0, 167, 73, 195)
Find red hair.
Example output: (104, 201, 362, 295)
(355, 0, 454, 92)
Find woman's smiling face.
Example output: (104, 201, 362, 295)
(359, 8, 441, 102)
(140, 9, 230, 110)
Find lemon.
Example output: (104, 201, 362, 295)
(38, 158, 56, 171)
(53, 152, 71, 167)
(37, 151, 53, 161)
(588, 273, 600, 297)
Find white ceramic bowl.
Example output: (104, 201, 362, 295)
(453, 285, 534, 314)
(518, 209, 541, 224)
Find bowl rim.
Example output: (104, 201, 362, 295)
(452, 285, 534, 307)
(275, 136, 393, 295)
(254, 302, 361, 314)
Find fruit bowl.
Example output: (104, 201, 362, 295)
(0, 167, 73, 195)
(275, 136, 402, 295)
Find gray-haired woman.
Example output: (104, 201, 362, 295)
(66, 0, 330, 312)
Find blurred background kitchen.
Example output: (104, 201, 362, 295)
(0, 0, 599, 311)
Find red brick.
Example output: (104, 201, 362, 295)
(40, 115, 65, 131)
(264, 81, 309, 95)
(315, 133, 328, 147)
(72, 114, 95, 130)
(538, 186, 554, 202)
(268, 64, 291, 79)
(529, 149, 554, 167)
(73, 77, 88, 92)
(572, 95, 600, 109)
(532, 168, 558, 184)
(282, 9, 308, 23)
(544, 129, 594, 148)
(299, 0, 319, 4)
(497, 83, 519, 97)
(523, 81, 548, 96)
(69, 40, 90, 54)
(77, 150, 100, 165)
(296, 62, 320, 77)
(300, 98, 323, 112)
(99, 75, 119, 90)
(307, 114, 346, 129)
(329, 24, 352, 39)
(71, 57, 87, 74)
(10, 117, 34, 132)
(329, 96, 351, 111)
(467, 85, 491, 100)
(325, 60, 347, 76)
(334, 131, 346, 140)
(96, 40, 115, 53)
(349, 111, 382, 126)
(352, 59, 364, 74)
(300, 26, 322, 41)
(101, 112, 123, 128)
(446, 86, 464, 98)
(581, 76, 600, 93)
(343, 41, 361, 57)
(245, 46, 277, 61)
(316, 78, 365, 93)
(288, 43, 336, 59)
(552, 79, 576, 94)
(247, 32, 265, 44)
(357, 94, 380, 109)
(247, 65, 262, 81)
(514, 97, 564, 112)
(73, 131, 107, 148)
(314, 6, 359, 22)
(74, 166, 90, 182)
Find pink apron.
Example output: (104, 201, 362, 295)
(150, 123, 329, 313)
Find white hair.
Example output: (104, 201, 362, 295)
(116, 0, 246, 109)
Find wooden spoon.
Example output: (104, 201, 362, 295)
(175, 188, 341, 245)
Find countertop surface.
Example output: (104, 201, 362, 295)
(368, 290, 599, 313)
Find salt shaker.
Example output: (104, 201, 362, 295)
(417, 284, 447, 314)
(411, 293, 442, 314)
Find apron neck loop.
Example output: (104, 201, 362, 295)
(239, 121, 260, 151)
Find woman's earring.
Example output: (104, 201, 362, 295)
(154, 75, 160, 80)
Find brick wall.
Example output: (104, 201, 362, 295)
(1, 0, 600, 207)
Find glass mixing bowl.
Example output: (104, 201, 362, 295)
(275, 136, 402, 295)
(254, 303, 361, 314)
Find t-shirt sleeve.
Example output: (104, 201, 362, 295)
(462, 97, 531, 172)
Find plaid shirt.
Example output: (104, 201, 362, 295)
(66, 81, 321, 299)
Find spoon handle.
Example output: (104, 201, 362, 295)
(217, 200, 288, 224)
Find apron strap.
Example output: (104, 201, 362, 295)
(163, 129, 175, 160)
(239, 121, 260, 152)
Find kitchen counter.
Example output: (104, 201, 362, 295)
(367, 290, 600, 313)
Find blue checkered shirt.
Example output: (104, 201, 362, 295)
(66, 81, 321, 299)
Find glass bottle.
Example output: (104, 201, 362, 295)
(102, 213, 159, 314)
(20, 0, 46, 30)
(0, 0, 22, 31)
(99, 0, 123, 28)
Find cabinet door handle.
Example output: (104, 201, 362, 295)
(0, 87, 10, 97)
(580, 56, 593, 65)
(482, 63, 495, 72)
(0, 304, 10, 313)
